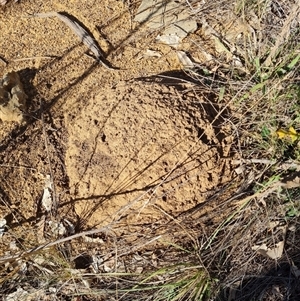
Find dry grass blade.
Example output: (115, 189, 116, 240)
(264, 2, 300, 67)
(0, 227, 112, 265)
(26, 12, 116, 69)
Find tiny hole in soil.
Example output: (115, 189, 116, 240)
(162, 196, 167, 202)
(73, 254, 93, 269)
(94, 119, 99, 125)
(208, 173, 213, 182)
(101, 133, 106, 142)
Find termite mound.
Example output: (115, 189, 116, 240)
(64, 80, 232, 226)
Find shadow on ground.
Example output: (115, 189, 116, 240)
(215, 217, 300, 301)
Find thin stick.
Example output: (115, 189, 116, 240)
(231, 159, 276, 165)
(232, 159, 300, 171)
(0, 227, 113, 264)
(0, 164, 36, 170)
(14, 56, 58, 62)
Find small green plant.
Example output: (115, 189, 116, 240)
(286, 205, 300, 218)
(284, 188, 300, 219)
(128, 264, 214, 301)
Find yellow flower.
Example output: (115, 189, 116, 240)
(276, 126, 299, 143)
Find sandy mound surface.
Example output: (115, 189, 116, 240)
(65, 80, 231, 226)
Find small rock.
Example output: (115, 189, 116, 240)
(0, 71, 27, 123)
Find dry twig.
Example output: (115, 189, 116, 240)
(0, 227, 112, 264)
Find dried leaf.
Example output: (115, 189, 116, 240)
(156, 33, 181, 48)
(144, 49, 162, 58)
(282, 176, 300, 189)
(252, 241, 284, 259)
(41, 188, 52, 211)
(55, 12, 103, 60)
(177, 51, 194, 68)
(252, 224, 287, 259)
(41, 174, 52, 211)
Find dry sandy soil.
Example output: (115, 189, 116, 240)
(0, 0, 233, 231)
(0, 3, 238, 296)
(2, 1, 300, 301)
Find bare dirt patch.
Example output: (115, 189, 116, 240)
(65, 80, 232, 227)
(0, 0, 233, 233)
(0, 0, 238, 299)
